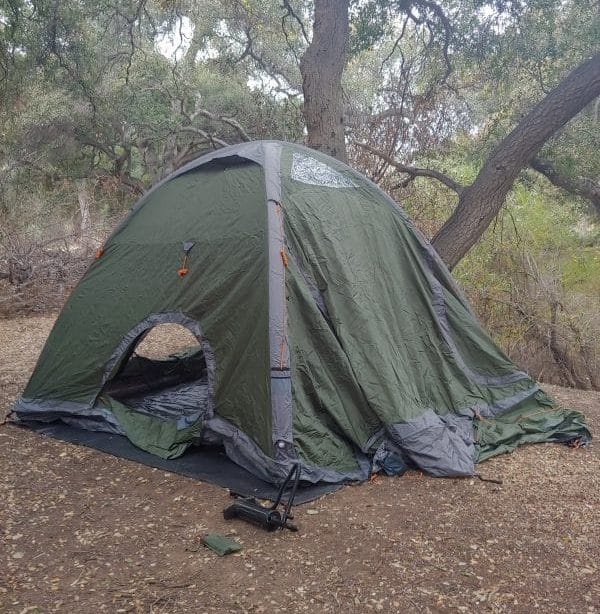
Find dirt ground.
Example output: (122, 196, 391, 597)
(0, 316, 598, 613)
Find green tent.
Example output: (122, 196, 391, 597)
(13, 141, 590, 483)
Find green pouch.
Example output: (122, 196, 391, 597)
(202, 533, 242, 556)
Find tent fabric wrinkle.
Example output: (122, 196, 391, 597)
(11, 140, 591, 486)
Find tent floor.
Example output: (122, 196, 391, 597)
(17, 421, 342, 505)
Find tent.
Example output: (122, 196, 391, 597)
(12, 140, 590, 484)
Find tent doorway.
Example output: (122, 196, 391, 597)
(103, 321, 212, 425)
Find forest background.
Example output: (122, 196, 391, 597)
(1, 0, 599, 390)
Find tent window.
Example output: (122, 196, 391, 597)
(103, 324, 210, 423)
(290, 153, 356, 188)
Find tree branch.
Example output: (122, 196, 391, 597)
(412, 0, 454, 84)
(80, 138, 117, 160)
(432, 52, 600, 270)
(282, 0, 309, 44)
(530, 157, 600, 215)
(192, 108, 251, 142)
(355, 142, 465, 195)
(177, 126, 229, 148)
(238, 27, 293, 92)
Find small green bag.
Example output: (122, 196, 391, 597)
(202, 533, 243, 556)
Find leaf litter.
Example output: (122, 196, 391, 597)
(0, 316, 598, 612)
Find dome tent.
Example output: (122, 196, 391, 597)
(12, 140, 590, 484)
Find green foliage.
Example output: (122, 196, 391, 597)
(455, 0, 600, 184)
(562, 249, 600, 295)
(451, 180, 600, 387)
(349, 1, 388, 55)
(0, 0, 303, 228)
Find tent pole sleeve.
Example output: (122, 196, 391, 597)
(264, 142, 294, 456)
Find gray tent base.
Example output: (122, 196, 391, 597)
(16, 421, 342, 504)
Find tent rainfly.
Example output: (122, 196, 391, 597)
(12, 141, 591, 484)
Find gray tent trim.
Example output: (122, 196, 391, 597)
(264, 142, 294, 458)
(389, 410, 475, 477)
(204, 414, 370, 484)
(386, 384, 543, 477)
(12, 397, 123, 433)
(13, 395, 371, 484)
(473, 384, 541, 418)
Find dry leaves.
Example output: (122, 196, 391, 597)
(0, 316, 599, 613)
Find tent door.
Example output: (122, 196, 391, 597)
(99, 313, 215, 424)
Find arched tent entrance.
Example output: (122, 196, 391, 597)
(97, 312, 216, 458)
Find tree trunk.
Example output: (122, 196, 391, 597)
(300, 0, 349, 163)
(432, 52, 600, 270)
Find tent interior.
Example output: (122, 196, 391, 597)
(103, 325, 210, 429)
